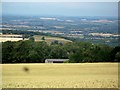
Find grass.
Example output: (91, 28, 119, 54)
(33, 35, 72, 44)
(2, 63, 118, 88)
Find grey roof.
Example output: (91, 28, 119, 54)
(45, 59, 69, 61)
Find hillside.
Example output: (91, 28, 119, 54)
(33, 35, 72, 44)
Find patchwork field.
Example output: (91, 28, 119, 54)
(2, 63, 118, 88)
(34, 35, 72, 44)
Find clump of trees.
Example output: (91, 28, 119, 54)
(2, 40, 119, 63)
(41, 36, 45, 40)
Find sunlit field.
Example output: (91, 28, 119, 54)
(34, 35, 72, 44)
(2, 63, 118, 88)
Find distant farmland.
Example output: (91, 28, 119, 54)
(2, 63, 118, 88)
(34, 35, 72, 44)
(0, 34, 23, 42)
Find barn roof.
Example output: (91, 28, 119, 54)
(45, 59, 69, 61)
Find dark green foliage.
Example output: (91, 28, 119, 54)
(49, 45, 68, 59)
(51, 40, 59, 45)
(2, 40, 49, 63)
(115, 52, 120, 61)
(2, 41, 15, 63)
(2, 40, 118, 63)
(68, 42, 113, 63)
(51, 40, 64, 46)
(110, 46, 120, 62)
(41, 36, 45, 40)
(29, 37, 35, 41)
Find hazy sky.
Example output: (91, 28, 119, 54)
(1, 0, 119, 2)
(2, 2, 118, 16)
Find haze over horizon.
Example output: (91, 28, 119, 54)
(2, 2, 118, 17)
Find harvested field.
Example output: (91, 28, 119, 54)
(2, 63, 118, 88)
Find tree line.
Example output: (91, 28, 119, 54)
(2, 40, 119, 63)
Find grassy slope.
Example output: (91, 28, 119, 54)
(2, 63, 118, 88)
(34, 35, 72, 44)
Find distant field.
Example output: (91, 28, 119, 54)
(2, 63, 118, 88)
(0, 37, 23, 42)
(34, 35, 72, 44)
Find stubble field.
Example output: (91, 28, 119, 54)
(34, 35, 72, 44)
(2, 63, 118, 88)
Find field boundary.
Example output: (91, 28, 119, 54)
(1, 88, 119, 90)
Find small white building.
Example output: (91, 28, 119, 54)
(45, 59, 69, 63)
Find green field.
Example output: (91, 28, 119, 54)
(34, 35, 72, 44)
(2, 63, 118, 88)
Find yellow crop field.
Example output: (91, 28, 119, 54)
(2, 63, 118, 88)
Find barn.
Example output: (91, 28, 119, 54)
(45, 59, 69, 63)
